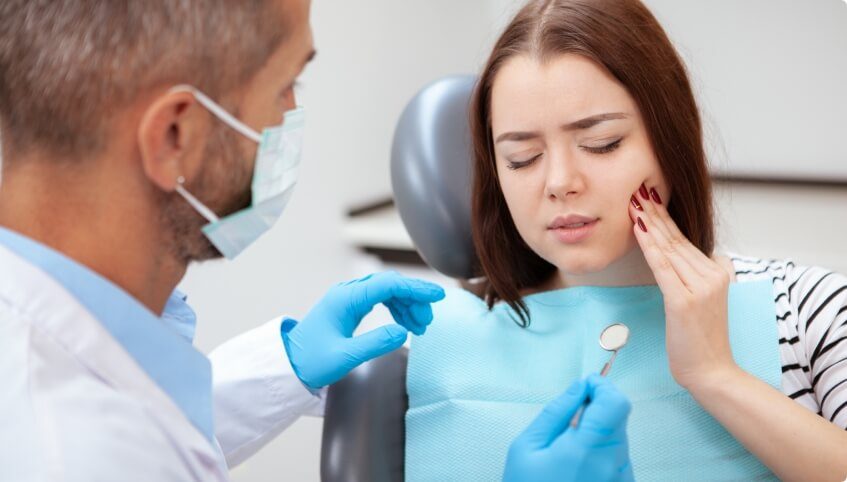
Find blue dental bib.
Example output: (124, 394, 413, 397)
(406, 281, 779, 481)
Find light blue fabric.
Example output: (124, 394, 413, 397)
(161, 289, 199, 343)
(407, 281, 780, 481)
(0, 226, 214, 443)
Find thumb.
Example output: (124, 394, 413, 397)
(518, 379, 588, 449)
(346, 324, 408, 364)
(575, 374, 632, 445)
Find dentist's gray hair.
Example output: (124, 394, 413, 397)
(0, 0, 287, 160)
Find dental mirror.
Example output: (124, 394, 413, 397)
(599, 322, 629, 376)
(570, 322, 630, 428)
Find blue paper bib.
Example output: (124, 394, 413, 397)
(406, 281, 780, 481)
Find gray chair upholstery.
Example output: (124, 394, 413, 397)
(320, 348, 408, 482)
(320, 75, 477, 482)
(390, 74, 479, 279)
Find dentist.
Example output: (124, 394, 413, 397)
(0, 1, 632, 480)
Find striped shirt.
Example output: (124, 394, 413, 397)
(730, 254, 847, 428)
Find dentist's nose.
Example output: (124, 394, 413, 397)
(282, 86, 297, 114)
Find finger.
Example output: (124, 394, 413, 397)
(636, 211, 703, 289)
(632, 217, 689, 299)
(631, 186, 703, 287)
(573, 374, 632, 445)
(357, 272, 445, 309)
(407, 301, 434, 333)
(640, 186, 719, 277)
(519, 379, 589, 449)
(344, 272, 445, 326)
(347, 324, 408, 364)
(385, 300, 417, 335)
(630, 187, 674, 243)
(385, 300, 426, 336)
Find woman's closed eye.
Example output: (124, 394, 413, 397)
(506, 153, 542, 170)
(580, 137, 623, 155)
(505, 137, 623, 169)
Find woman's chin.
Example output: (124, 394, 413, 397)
(549, 256, 612, 277)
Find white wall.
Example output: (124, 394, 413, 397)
(647, 0, 847, 182)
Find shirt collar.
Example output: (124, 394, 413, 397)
(163, 289, 199, 343)
(0, 226, 214, 442)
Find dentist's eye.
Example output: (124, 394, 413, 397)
(507, 153, 542, 170)
(582, 138, 622, 155)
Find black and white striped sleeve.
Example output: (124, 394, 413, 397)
(731, 255, 847, 427)
(793, 266, 847, 428)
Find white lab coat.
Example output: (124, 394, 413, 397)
(0, 244, 326, 481)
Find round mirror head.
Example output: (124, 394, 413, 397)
(599, 323, 630, 351)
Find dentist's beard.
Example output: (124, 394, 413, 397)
(159, 121, 253, 264)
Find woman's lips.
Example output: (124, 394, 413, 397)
(548, 219, 599, 243)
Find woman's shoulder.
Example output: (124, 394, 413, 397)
(726, 253, 847, 329)
(725, 253, 798, 283)
(726, 253, 846, 291)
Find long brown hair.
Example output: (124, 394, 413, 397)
(470, 0, 714, 326)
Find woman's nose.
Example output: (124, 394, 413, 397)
(543, 150, 586, 200)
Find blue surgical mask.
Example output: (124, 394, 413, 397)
(170, 85, 304, 259)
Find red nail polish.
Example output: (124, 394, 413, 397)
(630, 196, 643, 211)
(650, 188, 663, 205)
(637, 217, 647, 232)
(638, 183, 649, 200)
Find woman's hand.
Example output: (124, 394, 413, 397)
(627, 183, 738, 392)
(626, 183, 847, 481)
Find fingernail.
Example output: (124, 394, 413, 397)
(637, 217, 647, 232)
(630, 195, 643, 211)
(650, 188, 663, 205)
(638, 183, 649, 200)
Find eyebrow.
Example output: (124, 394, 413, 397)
(494, 112, 629, 143)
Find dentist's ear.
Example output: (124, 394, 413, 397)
(137, 89, 210, 192)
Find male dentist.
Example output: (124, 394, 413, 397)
(0, 1, 632, 480)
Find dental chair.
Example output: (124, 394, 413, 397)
(320, 75, 478, 482)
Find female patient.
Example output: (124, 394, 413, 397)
(406, 0, 847, 480)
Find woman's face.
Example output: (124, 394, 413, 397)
(490, 53, 668, 282)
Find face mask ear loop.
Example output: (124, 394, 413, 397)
(174, 176, 220, 224)
(168, 84, 262, 144)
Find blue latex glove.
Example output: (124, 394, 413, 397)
(503, 374, 635, 482)
(281, 271, 445, 389)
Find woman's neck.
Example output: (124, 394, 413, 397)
(545, 246, 657, 291)
(537, 249, 736, 293)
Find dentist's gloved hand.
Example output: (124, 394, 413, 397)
(503, 374, 634, 482)
(281, 271, 445, 389)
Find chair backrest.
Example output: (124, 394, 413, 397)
(320, 348, 408, 482)
(321, 75, 478, 481)
(390, 74, 479, 279)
